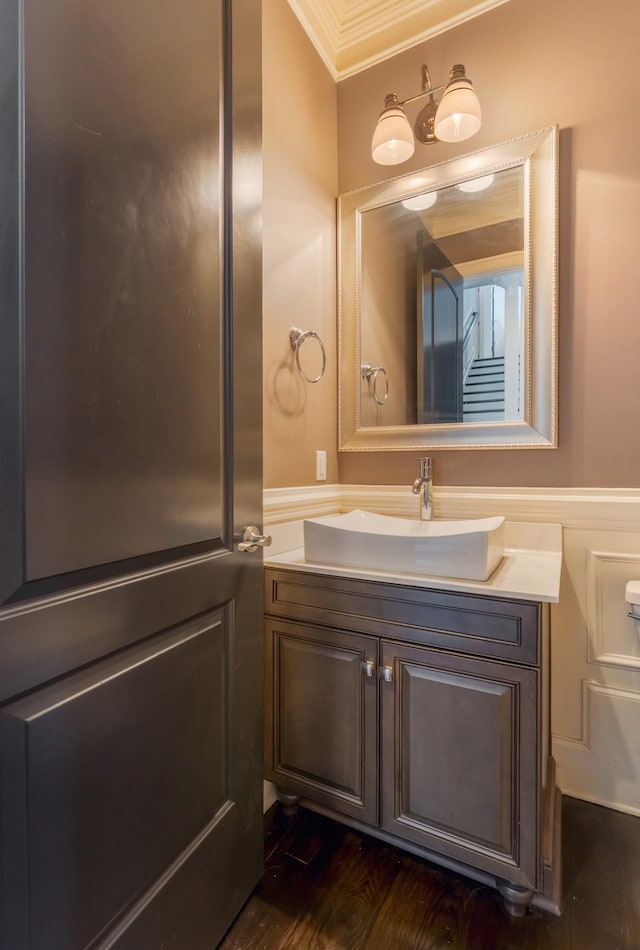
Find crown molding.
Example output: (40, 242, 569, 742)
(288, 0, 513, 80)
(287, 0, 341, 80)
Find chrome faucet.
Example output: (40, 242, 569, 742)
(412, 456, 433, 520)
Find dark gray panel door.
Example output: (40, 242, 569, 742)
(265, 619, 379, 825)
(380, 641, 539, 888)
(431, 268, 463, 421)
(0, 1, 263, 948)
(417, 230, 464, 424)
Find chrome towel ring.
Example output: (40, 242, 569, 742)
(290, 326, 326, 383)
(361, 363, 389, 406)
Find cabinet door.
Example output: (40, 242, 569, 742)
(381, 641, 538, 887)
(266, 619, 378, 824)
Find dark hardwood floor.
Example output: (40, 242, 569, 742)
(220, 796, 640, 950)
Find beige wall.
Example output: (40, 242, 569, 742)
(360, 205, 417, 427)
(264, 0, 640, 489)
(337, 0, 640, 487)
(262, 0, 338, 488)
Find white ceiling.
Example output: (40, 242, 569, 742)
(287, 0, 512, 80)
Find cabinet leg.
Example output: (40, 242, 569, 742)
(276, 787, 300, 817)
(496, 880, 534, 917)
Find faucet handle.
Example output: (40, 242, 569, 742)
(418, 456, 432, 479)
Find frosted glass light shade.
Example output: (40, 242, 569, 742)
(371, 98, 415, 165)
(434, 69, 481, 143)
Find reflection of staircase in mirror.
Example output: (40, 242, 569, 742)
(463, 356, 505, 422)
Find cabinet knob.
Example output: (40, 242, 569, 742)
(380, 665, 393, 683)
(362, 659, 375, 678)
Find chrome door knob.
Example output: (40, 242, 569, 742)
(238, 526, 273, 553)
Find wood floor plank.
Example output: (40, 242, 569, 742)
(221, 797, 640, 950)
(365, 854, 475, 949)
(453, 887, 572, 950)
(220, 812, 347, 950)
(280, 831, 401, 949)
(300, 832, 404, 950)
(564, 799, 640, 950)
(366, 850, 572, 950)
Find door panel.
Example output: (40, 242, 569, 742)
(0, 0, 263, 946)
(1, 615, 229, 950)
(102, 812, 254, 950)
(24, 0, 224, 579)
(0, 554, 234, 703)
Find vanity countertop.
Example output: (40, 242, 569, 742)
(264, 518, 562, 603)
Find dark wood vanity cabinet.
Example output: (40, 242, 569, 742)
(264, 568, 560, 917)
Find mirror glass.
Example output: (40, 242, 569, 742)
(339, 128, 558, 451)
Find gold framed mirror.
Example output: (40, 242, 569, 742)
(338, 127, 558, 451)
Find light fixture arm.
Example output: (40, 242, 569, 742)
(398, 82, 447, 109)
(407, 64, 444, 147)
(391, 63, 445, 107)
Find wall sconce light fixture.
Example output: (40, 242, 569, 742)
(371, 64, 481, 166)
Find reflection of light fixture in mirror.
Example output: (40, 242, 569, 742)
(371, 64, 481, 166)
(457, 173, 495, 193)
(401, 192, 437, 211)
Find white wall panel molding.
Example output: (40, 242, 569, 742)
(554, 681, 640, 817)
(338, 485, 640, 531)
(338, 484, 420, 517)
(433, 486, 640, 532)
(586, 550, 640, 671)
(265, 484, 640, 529)
(264, 484, 341, 525)
(264, 483, 419, 523)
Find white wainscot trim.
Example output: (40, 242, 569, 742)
(265, 484, 640, 531)
(554, 681, 640, 817)
(586, 550, 640, 671)
(431, 486, 640, 532)
(264, 484, 342, 525)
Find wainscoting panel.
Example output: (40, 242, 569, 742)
(264, 486, 640, 815)
(586, 550, 640, 670)
(554, 682, 640, 816)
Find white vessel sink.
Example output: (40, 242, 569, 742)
(303, 509, 505, 581)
